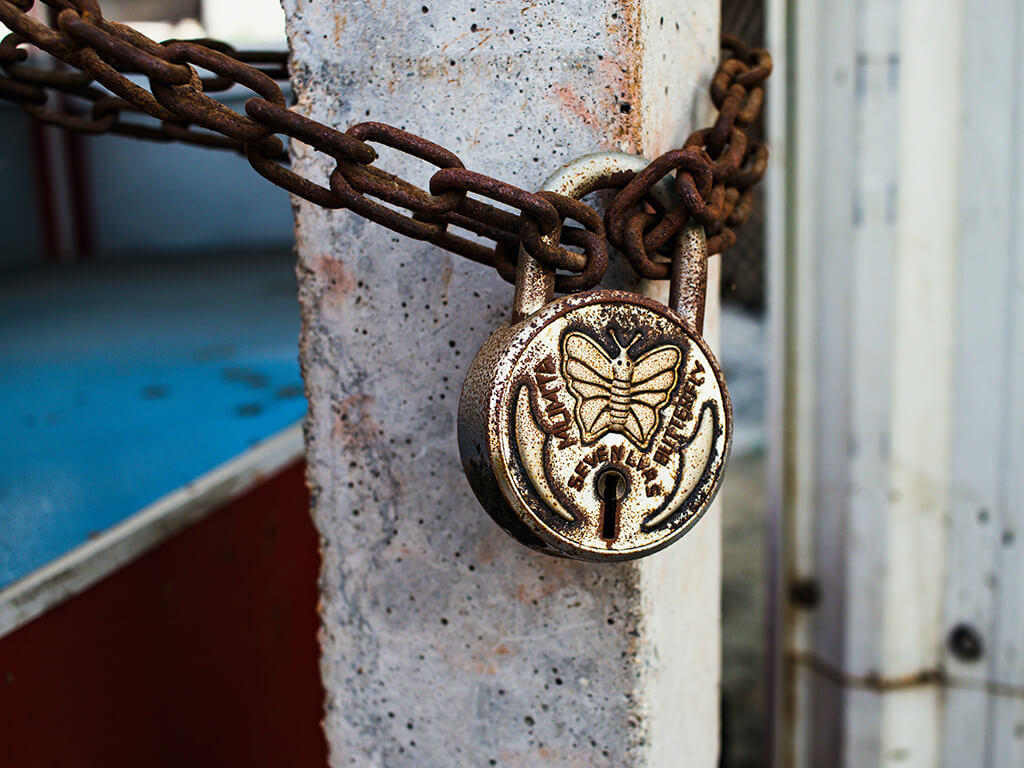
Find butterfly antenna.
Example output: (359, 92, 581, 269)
(610, 329, 642, 355)
(610, 329, 625, 351)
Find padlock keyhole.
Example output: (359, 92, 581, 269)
(596, 469, 628, 542)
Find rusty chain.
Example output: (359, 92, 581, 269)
(0, 0, 771, 291)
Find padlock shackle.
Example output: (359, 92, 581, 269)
(512, 152, 678, 320)
(669, 223, 708, 335)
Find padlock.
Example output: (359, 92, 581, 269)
(459, 152, 731, 561)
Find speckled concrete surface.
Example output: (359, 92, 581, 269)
(282, 1, 721, 765)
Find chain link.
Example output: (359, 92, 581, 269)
(0, 0, 771, 290)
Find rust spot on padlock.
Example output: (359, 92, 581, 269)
(459, 153, 731, 561)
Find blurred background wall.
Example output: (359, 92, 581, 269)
(769, 0, 1024, 766)
(0, 0, 293, 267)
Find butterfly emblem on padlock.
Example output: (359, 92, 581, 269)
(459, 153, 731, 561)
(561, 328, 680, 450)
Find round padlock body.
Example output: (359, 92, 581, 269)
(459, 289, 732, 561)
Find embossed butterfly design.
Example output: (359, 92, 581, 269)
(560, 329, 683, 450)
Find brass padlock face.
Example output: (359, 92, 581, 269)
(459, 288, 731, 561)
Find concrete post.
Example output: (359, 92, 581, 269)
(281, 2, 720, 764)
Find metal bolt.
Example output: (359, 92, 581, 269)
(948, 624, 984, 662)
(788, 578, 821, 609)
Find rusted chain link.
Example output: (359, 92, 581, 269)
(0, 0, 770, 290)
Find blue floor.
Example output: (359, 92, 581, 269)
(0, 253, 306, 588)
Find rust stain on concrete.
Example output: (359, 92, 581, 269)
(474, 528, 501, 565)
(332, 394, 379, 449)
(314, 254, 357, 297)
(332, 11, 347, 45)
(548, 2, 646, 152)
(551, 85, 602, 130)
(610, 0, 645, 153)
(513, 567, 571, 604)
(472, 660, 498, 675)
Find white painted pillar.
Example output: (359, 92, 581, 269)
(771, 0, 1024, 765)
(281, 1, 721, 765)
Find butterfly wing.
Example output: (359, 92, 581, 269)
(625, 345, 682, 447)
(561, 332, 616, 443)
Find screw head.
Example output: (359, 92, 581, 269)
(788, 578, 821, 609)
(948, 624, 984, 662)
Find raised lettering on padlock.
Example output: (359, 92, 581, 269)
(459, 153, 731, 561)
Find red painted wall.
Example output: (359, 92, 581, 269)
(0, 462, 328, 768)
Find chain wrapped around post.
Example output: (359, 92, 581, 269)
(0, 0, 771, 290)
